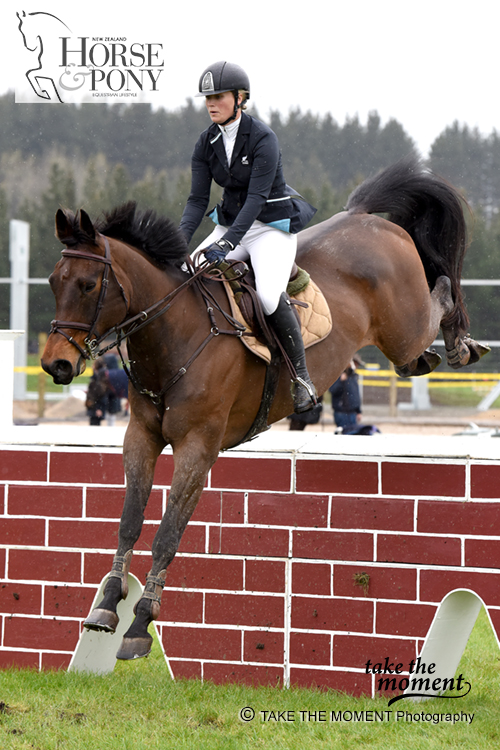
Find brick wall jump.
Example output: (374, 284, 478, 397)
(1, 443, 499, 695)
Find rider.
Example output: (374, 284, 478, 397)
(179, 61, 318, 413)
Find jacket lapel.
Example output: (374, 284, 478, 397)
(230, 112, 251, 167)
(208, 125, 228, 172)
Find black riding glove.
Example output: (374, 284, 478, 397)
(204, 238, 234, 264)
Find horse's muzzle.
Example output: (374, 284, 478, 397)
(41, 357, 80, 385)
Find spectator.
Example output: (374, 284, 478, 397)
(86, 359, 110, 426)
(104, 354, 129, 425)
(329, 359, 362, 432)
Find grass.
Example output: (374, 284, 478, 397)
(0, 608, 499, 749)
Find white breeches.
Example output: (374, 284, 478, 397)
(194, 221, 297, 315)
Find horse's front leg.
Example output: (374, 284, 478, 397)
(84, 419, 165, 633)
(116, 436, 218, 660)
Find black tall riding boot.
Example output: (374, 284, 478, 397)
(266, 293, 318, 414)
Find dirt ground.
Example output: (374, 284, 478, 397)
(12, 397, 500, 436)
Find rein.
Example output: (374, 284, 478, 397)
(50, 237, 248, 405)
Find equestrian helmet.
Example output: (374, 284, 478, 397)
(196, 61, 250, 99)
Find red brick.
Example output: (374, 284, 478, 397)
(4, 616, 80, 651)
(9, 549, 81, 583)
(86, 487, 163, 520)
(290, 632, 331, 666)
(42, 652, 72, 671)
(331, 497, 414, 531)
(245, 560, 286, 593)
(0, 518, 45, 546)
(191, 491, 244, 524)
(83, 552, 114, 584)
(166, 556, 243, 591)
(471, 464, 500, 498)
(136, 523, 205, 556)
(420, 569, 500, 606)
(333, 634, 417, 670)
(290, 667, 371, 696)
(203, 662, 283, 687)
(8, 485, 83, 518)
(248, 493, 329, 528)
(291, 596, 373, 632)
(243, 630, 284, 664)
(211, 456, 292, 492)
(152, 453, 175, 486)
(169, 660, 202, 680)
(161, 591, 203, 623)
(0, 549, 5, 579)
(205, 593, 284, 628)
(292, 562, 331, 595)
(377, 534, 461, 566)
(49, 451, 124, 485)
(178, 524, 206, 553)
(293, 529, 373, 562)
(382, 461, 465, 497)
(465, 540, 500, 568)
(296, 458, 378, 495)
(0, 650, 40, 669)
(376, 602, 437, 638)
(0, 583, 42, 615)
(418, 500, 500, 536)
(49, 519, 119, 550)
(43, 585, 97, 618)
(333, 564, 417, 601)
(162, 625, 241, 661)
(209, 526, 289, 557)
(0, 483, 4, 512)
(0, 449, 47, 482)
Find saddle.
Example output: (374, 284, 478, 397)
(217, 260, 332, 365)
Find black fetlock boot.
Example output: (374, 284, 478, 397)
(266, 293, 318, 414)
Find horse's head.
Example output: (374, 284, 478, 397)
(41, 208, 127, 385)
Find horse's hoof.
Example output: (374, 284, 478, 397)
(83, 608, 119, 634)
(395, 349, 441, 378)
(116, 635, 153, 661)
(463, 337, 490, 365)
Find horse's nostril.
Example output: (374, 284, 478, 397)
(42, 358, 75, 385)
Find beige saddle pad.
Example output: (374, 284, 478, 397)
(223, 277, 332, 365)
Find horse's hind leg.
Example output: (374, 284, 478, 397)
(442, 327, 490, 369)
(395, 276, 453, 378)
(83, 421, 165, 633)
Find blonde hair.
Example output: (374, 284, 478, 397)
(238, 89, 249, 110)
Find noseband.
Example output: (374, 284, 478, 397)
(50, 235, 126, 360)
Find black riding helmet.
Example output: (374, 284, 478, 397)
(196, 61, 250, 125)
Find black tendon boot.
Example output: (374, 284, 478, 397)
(266, 293, 318, 413)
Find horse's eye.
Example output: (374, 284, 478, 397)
(82, 281, 96, 294)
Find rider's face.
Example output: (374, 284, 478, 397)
(205, 92, 242, 124)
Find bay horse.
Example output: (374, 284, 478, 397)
(41, 156, 488, 660)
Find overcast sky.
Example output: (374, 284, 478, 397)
(1, 1, 498, 157)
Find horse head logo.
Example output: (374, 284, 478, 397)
(16, 10, 72, 102)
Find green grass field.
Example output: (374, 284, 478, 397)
(0, 608, 498, 749)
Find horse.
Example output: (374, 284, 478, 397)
(41, 156, 488, 661)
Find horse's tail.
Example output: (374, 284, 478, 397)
(345, 154, 470, 334)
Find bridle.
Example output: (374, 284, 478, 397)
(49, 236, 247, 404)
(49, 235, 122, 361)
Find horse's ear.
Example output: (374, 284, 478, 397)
(55, 208, 74, 244)
(79, 209, 96, 241)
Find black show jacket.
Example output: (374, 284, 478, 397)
(179, 111, 316, 248)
